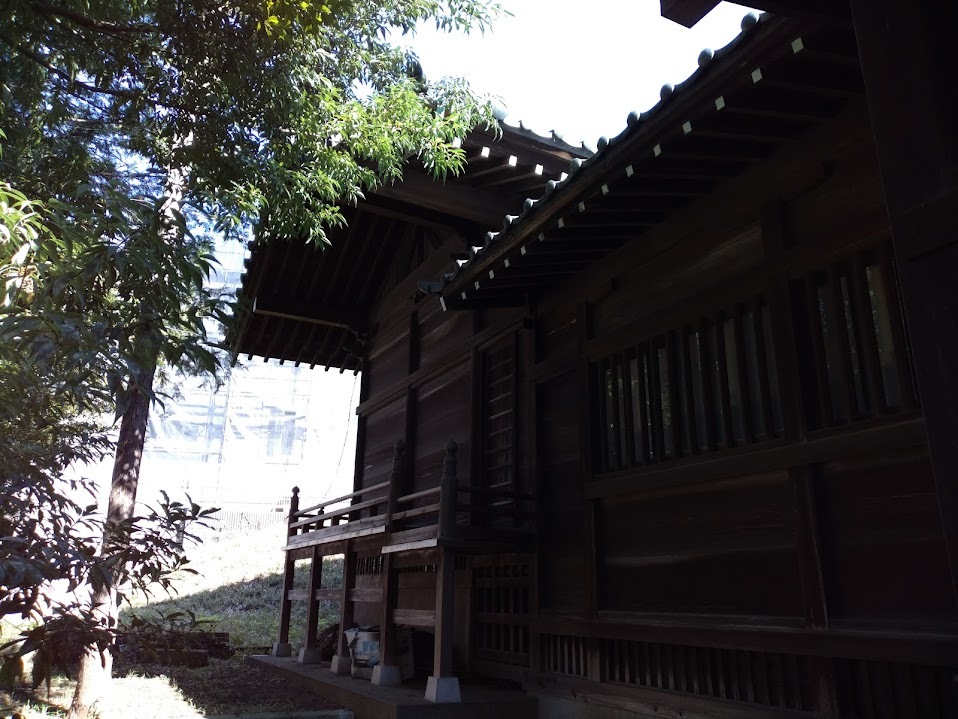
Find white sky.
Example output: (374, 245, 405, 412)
(404, 0, 758, 144)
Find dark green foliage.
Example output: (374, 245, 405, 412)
(0, 0, 502, 702)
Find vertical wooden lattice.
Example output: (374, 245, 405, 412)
(794, 244, 917, 431)
(482, 337, 516, 491)
(473, 560, 530, 669)
(591, 295, 783, 474)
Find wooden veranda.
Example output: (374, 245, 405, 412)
(272, 440, 535, 703)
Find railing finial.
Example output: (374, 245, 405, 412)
(288, 486, 301, 536)
(445, 439, 457, 454)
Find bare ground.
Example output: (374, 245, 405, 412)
(1, 654, 339, 718)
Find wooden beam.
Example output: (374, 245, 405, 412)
(253, 295, 365, 331)
(585, 418, 927, 500)
(467, 127, 585, 176)
(375, 169, 514, 228)
(661, 0, 847, 27)
(850, 0, 958, 607)
(660, 0, 720, 29)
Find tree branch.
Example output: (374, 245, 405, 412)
(28, 1, 153, 35)
(0, 34, 147, 106)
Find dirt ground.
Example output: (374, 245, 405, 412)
(1, 654, 341, 718)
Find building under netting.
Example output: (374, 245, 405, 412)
(89, 238, 359, 535)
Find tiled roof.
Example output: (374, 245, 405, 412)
(231, 122, 591, 370)
(418, 11, 864, 308)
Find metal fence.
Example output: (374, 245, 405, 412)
(193, 499, 289, 537)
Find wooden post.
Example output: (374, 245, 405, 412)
(424, 440, 461, 702)
(384, 440, 405, 532)
(330, 540, 355, 675)
(438, 440, 458, 542)
(426, 546, 461, 703)
(371, 553, 401, 686)
(298, 545, 324, 664)
(372, 440, 406, 686)
(272, 486, 299, 657)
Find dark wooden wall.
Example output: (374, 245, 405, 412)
(345, 89, 957, 715)
(520, 96, 957, 716)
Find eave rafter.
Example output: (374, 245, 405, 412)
(253, 295, 367, 334)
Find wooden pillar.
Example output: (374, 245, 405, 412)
(426, 547, 461, 703)
(370, 553, 401, 686)
(384, 440, 405, 532)
(298, 545, 324, 664)
(272, 486, 299, 657)
(372, 442, 405, 687)
(425, 439, 461, 703)
(438, 440, 458, 542)
(850, 0, 958, 606)
(330, 541, 355, 675)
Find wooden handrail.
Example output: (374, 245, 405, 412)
(295, 479, 391, 517)
(397, 486, 441, 504)
(289, 496, 387, 530)
(391, 503, 441, 522)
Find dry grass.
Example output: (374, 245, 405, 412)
(127, 526, 342, 649)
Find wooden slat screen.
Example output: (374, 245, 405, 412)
(835, 658, 958, 718)
(540, 633, 588, 678)
(474, 561, 530, 668)
(356, 556, 383, 576)
(591, 296, 783, 474)
(794, 245, 917, 431)
(482, 337, 516, 490)
(599, 638, 815, 711)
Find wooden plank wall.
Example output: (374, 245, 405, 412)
(345, 96, 957, 714)
(524, 98, 958, 716)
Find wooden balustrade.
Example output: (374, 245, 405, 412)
(281, 438, 535, 550)
(276, 437, 537, 677)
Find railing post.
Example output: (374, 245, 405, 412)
(330, 540, 355, 675)
(426, 546, 460, 703)
(372, 440, 405, 688)
(289, 486, 300, 536)
(298, 544, 324, 664)
(384, 440, 405, 532)
(438, 440, 458, 541)
(272, 486, 299, 657)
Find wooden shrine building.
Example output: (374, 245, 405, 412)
(233, 3, 958, 717)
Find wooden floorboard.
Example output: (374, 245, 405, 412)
(249, 655, 537, 719)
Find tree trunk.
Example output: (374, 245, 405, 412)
(68, 365, 155, 719)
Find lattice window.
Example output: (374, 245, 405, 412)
(396, 564, 436, 574)
(481, 338, 516, 490)
(600, 639, 815, 711)
(592, 296, 783, 474)
(356, 556, 383, 575)
(474, 562, 530, 668)
(795, 245, 916, 430)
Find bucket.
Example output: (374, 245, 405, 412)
(343, 626, 380, 679)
